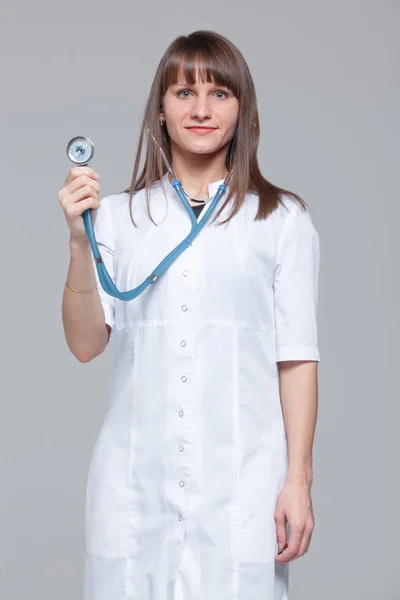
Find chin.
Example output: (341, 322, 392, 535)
(182, 141, 221, 155)
(190, 146, 217, 156)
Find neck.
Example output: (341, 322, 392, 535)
(168, 144, 229, 200)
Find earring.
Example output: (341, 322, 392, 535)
(160, 117, 165, 126)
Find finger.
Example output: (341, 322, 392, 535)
(296, 520, 314, 559)
(274, 509, 287, 555)
(276, 542, 288, 556)
(66, 195, 100, 218)
(65, 174, 100, 196)
(60, 185, 98, 211)
(70, 185, 99, 206)
(59, 179, 100, 208)
(275, 522, 304, 563)
(64, 166, 99, 186)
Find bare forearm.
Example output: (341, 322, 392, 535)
(62, 236, 108, 362)
(277, 360, 318, 486)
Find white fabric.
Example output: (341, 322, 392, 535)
(85, 174, 320, 600)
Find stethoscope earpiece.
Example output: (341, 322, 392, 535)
(66, 136, 95, 166)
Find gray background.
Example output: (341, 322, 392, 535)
(0, 1, 398, 598)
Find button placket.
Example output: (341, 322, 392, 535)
(177, 251, 193, 521)
(177, 350, 188, 495)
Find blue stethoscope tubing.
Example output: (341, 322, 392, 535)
(83, 178, 227, 301)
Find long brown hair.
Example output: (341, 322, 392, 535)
(123, 30, 306, 227)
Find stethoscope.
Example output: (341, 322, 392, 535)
(66, 131, 228, 301)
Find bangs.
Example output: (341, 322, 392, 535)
(161, 38, 241, 97)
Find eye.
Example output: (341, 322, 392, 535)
(214, 90, 229, 99)
(177, 89, 192, 99)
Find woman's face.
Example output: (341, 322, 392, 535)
(161, 73, 239, 157)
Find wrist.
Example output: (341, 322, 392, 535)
(286, 465, 313, 487)
(69, 234, 90, 251)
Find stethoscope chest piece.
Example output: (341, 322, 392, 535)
(66, 136, 95, 166)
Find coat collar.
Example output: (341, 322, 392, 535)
(160, 172, 227, 202)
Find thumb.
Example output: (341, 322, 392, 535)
(275, 509, 287, 552)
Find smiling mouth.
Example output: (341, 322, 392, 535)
(186, 127, 217, 134)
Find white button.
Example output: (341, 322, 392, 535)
(181, 375, 187, 382)
(179, 445, 184, 452)
(181, 305, 188, 312)
(181, 340, 186, 347)
(182, 270, 188, 277)
(178, 514, 183, 521)
(188, 243, 192, 247)
(179, 480, 185, 487)
(178, 410, 184, 417)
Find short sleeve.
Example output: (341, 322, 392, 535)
(273, 200, 320, 362)
(91, 195, 116, 333)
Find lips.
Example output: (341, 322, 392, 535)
(186, 126, 217, 134)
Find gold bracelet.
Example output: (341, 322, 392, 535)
(66, 282, 98, 294)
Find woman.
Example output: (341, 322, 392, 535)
(60, 30, 320, 600)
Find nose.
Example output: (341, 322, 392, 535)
(190, 93, 212, 121)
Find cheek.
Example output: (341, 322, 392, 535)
(164, 105, 188, 135)
(222, 113, 239, 137)
(165, 117, 182, 141)
(229, 102, 239, 126)
(219, 103, 239, 130)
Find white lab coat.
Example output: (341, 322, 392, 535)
(83, 173, 320, 600)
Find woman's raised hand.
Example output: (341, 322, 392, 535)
(58, 166, 101, 240)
